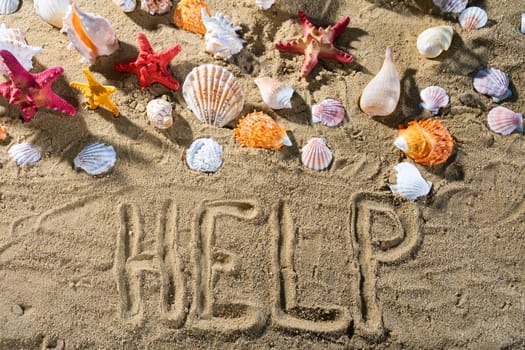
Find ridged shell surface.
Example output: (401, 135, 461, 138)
(301, 137, 333, 171)
(140, 0, 171, 15)
(473, 68, 511, 102)
(34, 0, 71, 28)
(253, 77, 294, 110)
(312, 99, 345, 126)
(202, 10, 244, 60)
(112, 0, 136, 12)
(521, 13, 525, 34)
(389, 162, 432, 200)
(146, 98, 173, 129)
(459, 7, 488, 30)
(186, 138, 223, 173)
(183, 64, 244, 127)
(419, 86, 449, 115)
(8, 142, 41, 166)
(487, 106, 523, 135)
(0, 0, 19, 15)
(233, 111, 292, 150)
(255, 0, 275, 10)
(432, 0, 467, 13)
(173, 0, 210, 35)
(74, 143, 117, 176)
(0, 23, 43, 75)
(416, 26, 453, 58)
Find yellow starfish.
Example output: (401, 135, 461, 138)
(70, 69, 119, 117)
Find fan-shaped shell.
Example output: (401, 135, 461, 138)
(394, 119, 454, 166)
(186, 138, 223, 173)
(201, 9, 244, 60)
(301, 137, 333, 171)
(34, 0, 71, 28)
(473, 68, 512, 102)
(233, 111, 292, 150)
(0, 23, 43, 75)
(459, 7, 488, 30)
(487, 106, 523, 135)
(389, 162, 432, 200)
(0, 0, 19, 15)
(140, 0, 171, 15)
(146, 98, 173, 129)
(183, 64, 244, 127)
(255, 0, 275, 10)
(8, 142, 41, 166)
(74, 143, 116, 176)
(173, 0, 210, 35)
(253, 77, 294, 110)
(432, 0, 467, 13)
(419, 86, 449, 115)
(112, 0, 136, 12)
(312, 99, 345, 126)
(416, 26, 453, 59)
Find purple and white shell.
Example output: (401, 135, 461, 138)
(311, 99, 345, 127)
(419, 86, 449, 115)
(473, 68, 512, 102)
(487, 106, 523, 135)
(301, 137, 333, 171)
(432, 0, 467, 13)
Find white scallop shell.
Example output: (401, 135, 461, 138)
(417, 26, 454, 59)
(255, 0, 275, 10)
(186, 138, 223, 173)
(301, 137, 333, 171)
(34, 0, 71, 28)
(419, 86, 449, 115)
(487, 106, 523, 136)
(432, 0, 467, 13)
(8, 142, 41, 166)
(74, 143, 117, 176)
(183, 64, 244, 127)
(312, 99, 345, 126)
(112, 0, 136, 12)
(253, 77, 294, 110)
(459, 7, 488, 30)
(140, 0, 171, 15)
(0, 23, 43, 75)
(201, 9, 245, 60)
(521, 13, 525, 34)
(473, 68, 512, 102)
(0, 0, 19, 15)
(389, 162, 432, 200)
(146, 98, 173, 129)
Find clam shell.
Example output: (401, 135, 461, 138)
(0, 23, 43, 75)
(487, 106, 523, 135)
(312, 99, 345, 126)
(253, 77, 294, 110)
(233, 111, 292, 150)
(432, 0, 467, 13)
(34, 0, 71, 28)
(473, 68, 512, 102)
(8, 142, 41, 166)
(419, 86, 449, 115)
(112, 0, 136, 12)
(186, 138, 223, 173)
(183, 64, 244, 127)
(173, 0, 210, 35)
(0, 0, 19, 15)
(140, 0, 171, 15)
(74, 143, 117, 176)
(201, 9, 244, 60)
(389, 162, 432, 200)
(255, 0, 275, 10)
(146, 98, 173, 129)
(301, 137, 333, 171)
(416, 26, 454, 59)
(521, 13, 525, 34)
(459, 7, 488, 30)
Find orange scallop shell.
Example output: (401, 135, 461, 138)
(396, 119, 453, 166)
(0, 126, 6, 142)
(233, 111, 289, 150)
(173, 0, 210, 35)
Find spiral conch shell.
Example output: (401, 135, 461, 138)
(233, 111, 292, 150)
(201, 9, 244, 60)
(359, 47, 400, 117)
(0, 23, 42, 75)
(173, 0, 210, 35)
(253, 77, 294, 109)
(146, 98, 173, 129)
(416, 26, 453, 58)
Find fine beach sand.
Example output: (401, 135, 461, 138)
(1, 0, 524, 348)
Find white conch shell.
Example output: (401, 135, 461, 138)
(459, 7, 488, 30)
(416, 26, 454, 58)
(201, 9, 244, 60)
(432, 0, 467, 13)
(186, 138, 223, 173)
(140, 0, 171, 15)
(255, 0, 275, 10)
(0, 0, 19, 15)
(359, 47, 400, 117)
(301, 137, 333, 171)
(253, 77, 294, 109)
(34, 0, 71, 28)
(146, 98, 173, 129)
(74, 143, 117, 176)
(61, 4, 119, 64)
(112, 0, 136, 12)
(8, 142, 41, 166)
(389, 162, 432, 200)
(0, 23, 43, 75)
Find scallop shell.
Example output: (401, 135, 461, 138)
(389, 162, 432, 200)
(255, 0, 275, 10)
(146, 98, 173, 129)
(186, 138, 223, 173)
(173, 0, 210, 35)
(61, 4, 119, 64)
(182, 64, 244, 127)
(34, 0, 71, 28)
(0, 23, 43, 75)
(312, 99, 345, 126)
(74, 143, 117, 176)
(416, 26, 454, 59)
(459, 7, 488, 30)
(394, 119, 454, 166)
(8, 142, 41, 166)
(473, 68, 512, 102)
(419, 86, 449, 115)
(301, 137, 333, 171)
(487, 106, 523, 135)
(253, 77, 294, 110)
(233, 111, 292, 150)
(201, 9, 245, 60)
(112, 0, 136, 12)
(140, 0, 171, 15)
(0, 0, 19, 15)
(432, 0, 467, 13)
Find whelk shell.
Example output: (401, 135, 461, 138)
(186, 138, 223, 173)
(432, 0, 467, 13)
(173, 0, 210, 35)
(419, 86, 449, 115)
(146, 98, 173, 129)
(301, 137, 333, 171)
(389, 162, 432, 200)
(140, 0, 171, 15)
(34, 0, 71, 28)
(253, 77, 294, 110)
(112, 0, 136, 13)
(473, 68, 512, 102)
(416, 26, 453, 59)
(255, 0, 275, 10)
(233, 111, 292, 150)
(312, 99, 345, 126)
(0, 23, 43, 75)
(201, 9, 245, 60)
(459, 7, 488, 30)
(487, 106, 523, 136)
(0, 0, 19, 15)
(74, 143, 117, 176)
(9, 142, 41, 166)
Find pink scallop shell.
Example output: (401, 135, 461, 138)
(301, 137, 333, 171)
(487, 106, 523, 135)
(432, 0, 467, 13)
(311, 99, 345, 127)
(419, 86, 449, 115)
(459, 7, 488, 30)
(473, 68, 512, 102)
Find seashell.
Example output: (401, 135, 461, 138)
(201, 9, 244, 60)
(146, 98, 173, 129)
(173, 0, 210, 35)
(255, 0, 275, 10)
(432, 0, 467, 13)
(8, 142, 41, 166)
(419, 86, 449, 115)
(61, 4, 119, 64)
(183, 64, 244, 127)
(389, 162, 432, 200)
(459, 7, 488, 30)
(34, 0, 71, 28)
(394, 119, 454, 166)
(312, 99, 345, 126)
(0, 23, 43, 75)
(186, 138, 223, 173)
(522, 13, 525, 34)
(74, 143, 117, 176)
(487, 106, 523, 135)
(140, 0, 171, 15)
(0, 0, 19, 15)
(473, 68, 512, 102)
(359, 47, 400, 117)
(301, 137, 333, 171)
(112, 0, 136, 13)
(233, 111, 292, 150)
(416, 26, 454, 59)
(253, 77, 294, 110)
(0, 126, 6, 142)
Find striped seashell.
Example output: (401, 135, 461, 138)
(459, 7, 488, 30)
(416, 26, 454, 59)
(173, 0, 210, 35)
(253, 77, 294, 110)
(487, 106, 523, 135)
(112, 0, 136, 12)
(432, 0, 467, 13)
(312, 99, 345, 126)
(140, 0, 171, 15)
(8, 142, 41, 166)
(0, 23, 43, 75)
(34, 0, 71, 28)
(233, 111, 292, 150)
(389, 162, 432, 200)
(419, 86, 449, 115)
(183, 64, 244, 127)
(473, 68, 512, 102)
(301, 137, 333, 171)
(0, 0, 19, 15)
(146, 98, 173, 129)
(255, 0, 275, 10)
(74, 143, 116, 176)
(186, 138, 223, 173)
(201, 9, 245, 60)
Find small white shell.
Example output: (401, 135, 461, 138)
(112, 0, 136, 12)
(8, 142, 41, 166)
(253, 77, 294, 110)
(487, 106, 523, 136)
(34, 0, 71, 28)
(186, 138, 223, 173)
(459, 7, 488, 30)
(419, 86, 449, 115)
(146, 99, 173, 129)
(0, 0, 19, 15)
(201, 9, 244, 60)
(432, 0, 467, 13)
(389, 162, 432, 200)
(0, 23, 43, 75)
(74, 143, 117, 176)
(521, 13, 525, 34)
(255, 0, 275, 10)
(301, 137, 333, 171)
(473, 68, 512, 102)
(312, 99, 345, 126)
(416, 26, 454, 59)
(140, 0, 171, 15)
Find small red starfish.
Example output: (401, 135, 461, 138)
(276, 10, 354, 77)
(0, 50, 76, 122)
(114, 33, 181, 90)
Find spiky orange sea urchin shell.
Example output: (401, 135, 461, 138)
(233, 111, 291, 150)
(173, 0, 210, 35)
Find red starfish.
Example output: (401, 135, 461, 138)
(114, 33, 181, 90)
(0, 50, 76, 122)
(275, 10, 354, 77)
